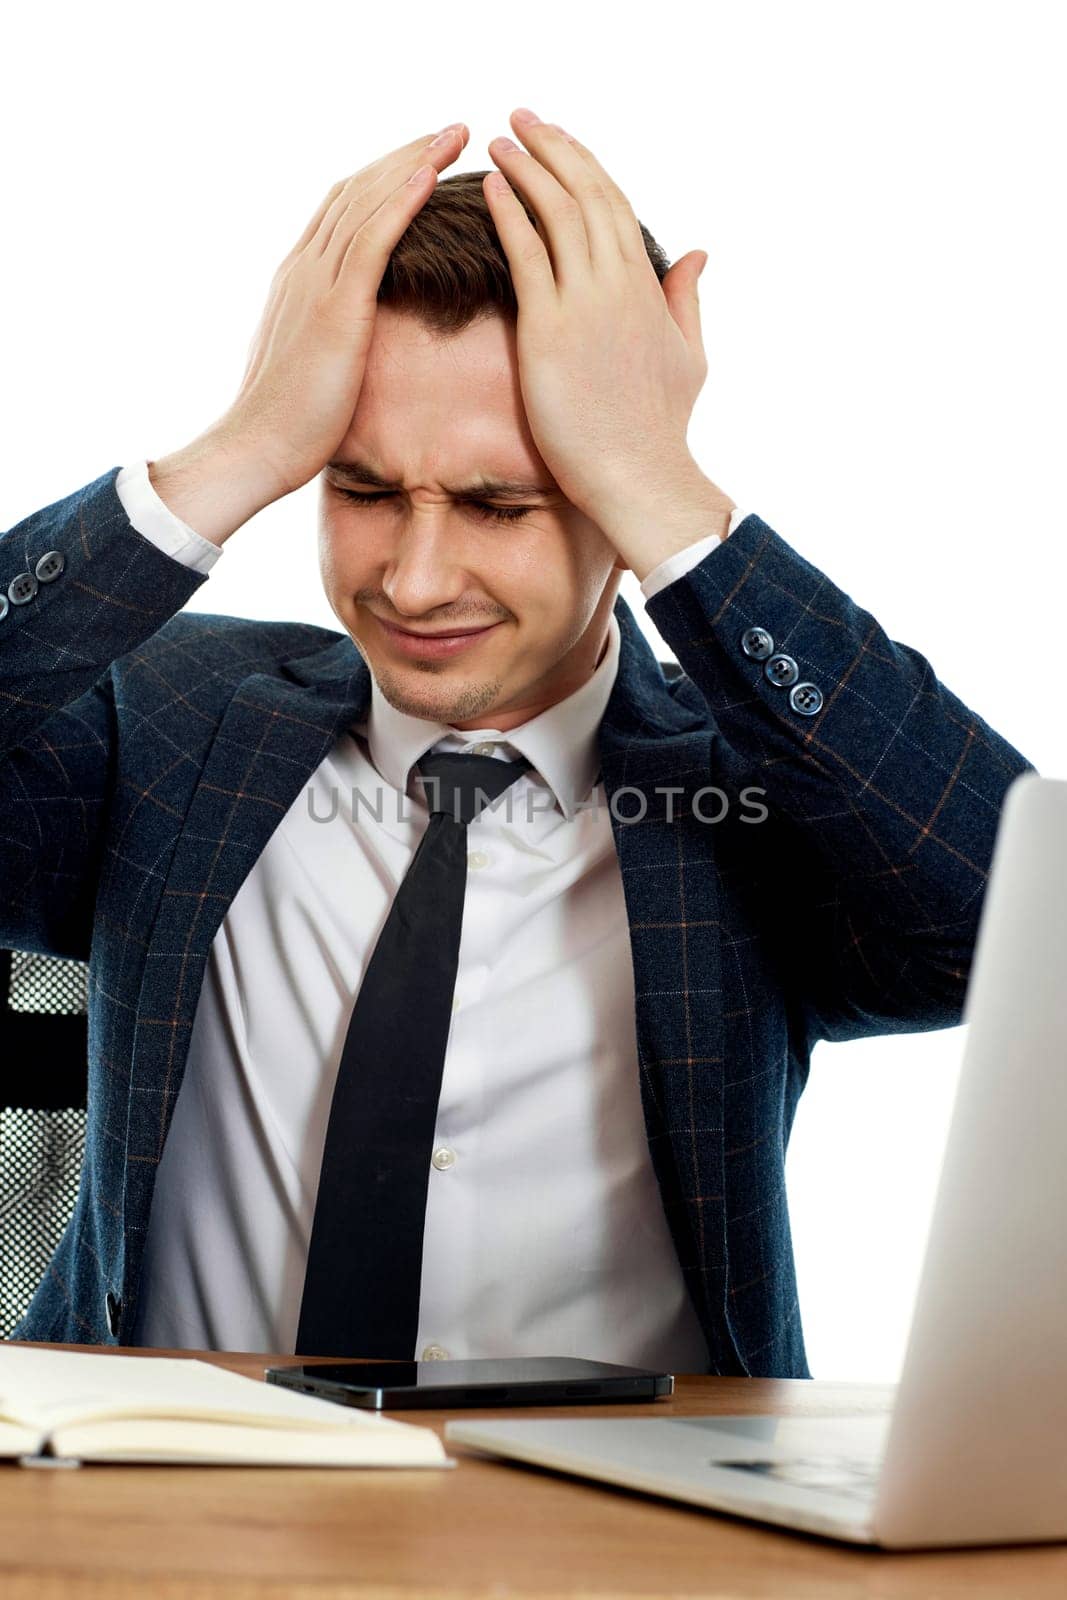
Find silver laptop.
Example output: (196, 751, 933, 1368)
(446, 772, 1067, 1549)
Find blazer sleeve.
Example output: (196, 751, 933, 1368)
(0, 465, 209, 958)
(644, 513, 1039, 1047)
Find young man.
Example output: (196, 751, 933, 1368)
(0, 110, 1035, 1376)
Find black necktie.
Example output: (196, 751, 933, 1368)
(295, 748, 533, 1358)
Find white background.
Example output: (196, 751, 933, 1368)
(2, 0, 1063, 1379)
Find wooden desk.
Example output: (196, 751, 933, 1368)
(2, 1342, 1065, 1598)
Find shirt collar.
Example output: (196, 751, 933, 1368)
(357, 611, 621, 820)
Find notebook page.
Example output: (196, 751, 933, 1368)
(0, 1420, 45, 1458)
(0, 1347, 434, 1440)
(49, 1416, 452, 1466)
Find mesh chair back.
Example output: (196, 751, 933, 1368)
(0, 949, 89, 1338)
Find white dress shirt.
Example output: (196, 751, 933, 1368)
(118, 458, 747, 1365)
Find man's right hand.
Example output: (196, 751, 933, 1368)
(146, 123, 469, 547)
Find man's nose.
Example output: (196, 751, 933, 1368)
(380, 511, 470, 618)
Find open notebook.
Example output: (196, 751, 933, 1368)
(0, 1347, 453, 1468)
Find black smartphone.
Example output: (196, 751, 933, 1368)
(264, 1355, 674, 1410)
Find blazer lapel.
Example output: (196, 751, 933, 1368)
(597, 599, 745, 1371)
(123, 632, 372, 1225)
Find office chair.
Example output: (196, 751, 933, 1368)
(0, 948, 89, 1339)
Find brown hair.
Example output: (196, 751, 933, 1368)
(377, 169, 671, 335)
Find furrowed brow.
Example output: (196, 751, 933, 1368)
(324, 458, 558, 502)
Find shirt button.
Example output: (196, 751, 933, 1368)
(467, 849, 490, 870)
(422, 1344, 451, 1360)
(471, 742, 496, 756)
(432, 1146, 457, 1171)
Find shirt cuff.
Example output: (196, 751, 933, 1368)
(639, 506, 749, 602)
(114, 459, 223, 575)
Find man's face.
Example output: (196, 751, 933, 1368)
(318, 308, 624, 733)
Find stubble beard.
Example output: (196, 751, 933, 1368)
(372, 661, 506, 727)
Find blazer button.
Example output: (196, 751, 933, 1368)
(740, 626, 774, 661)
(35, 550, 66, 583)
(0, 593, 8, 622)
(105, 1290, 122, 1338)
(764, 652, 799, 688)
(8, 571, 39, 606)
(790, 682, 824, 716)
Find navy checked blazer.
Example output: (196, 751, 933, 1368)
(1, 465, 1036, 1375)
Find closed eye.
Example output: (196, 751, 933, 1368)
(333, 488, 533, 524)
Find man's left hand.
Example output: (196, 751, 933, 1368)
(483, 107, 735, 578)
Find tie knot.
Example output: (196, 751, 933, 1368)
(415, 750, 532, 825)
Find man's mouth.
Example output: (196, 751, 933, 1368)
(372, 614, 504, 659)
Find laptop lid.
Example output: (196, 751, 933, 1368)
(873, 772, 1067, 1547)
